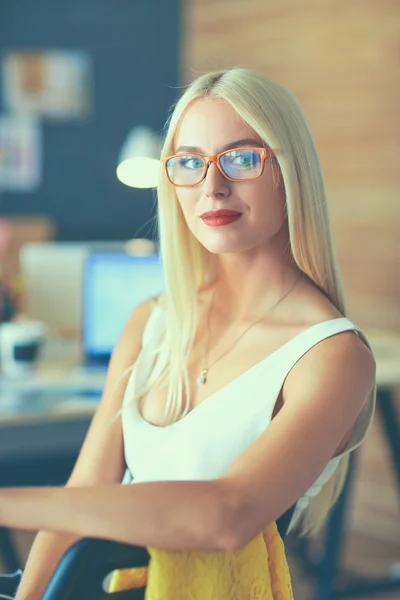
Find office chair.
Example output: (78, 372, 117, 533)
(0, 505, 296, 599)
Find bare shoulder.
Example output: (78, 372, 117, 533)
(112, 295, 160, 363)
(124, 294, 159, 333)
(297, 326, 375, 377)
(66, 299, 161, 488)
(101, 294, 161, 400)
(283, 328, 376, 418)
(283, 276, 376, 401)
(99, 295, 159, 412)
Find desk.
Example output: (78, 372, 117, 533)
(0, 372, 104, 570)
(0, 371, 105, 464)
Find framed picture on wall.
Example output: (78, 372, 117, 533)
(2, 50, 93, 120)
(0, 114, 41, 190)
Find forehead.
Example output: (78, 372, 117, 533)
(174, 97, 263, 153)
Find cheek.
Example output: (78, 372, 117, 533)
(175, 189, 198, 224)
(252, 176, 285, 217)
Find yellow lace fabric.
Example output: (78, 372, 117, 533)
(108, 521, 294, 599)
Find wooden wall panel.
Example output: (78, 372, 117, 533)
(183, 0, 400, 332)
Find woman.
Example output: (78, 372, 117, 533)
(7, 67, 375, 599)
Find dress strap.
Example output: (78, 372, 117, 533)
(278, 317, 361, 366)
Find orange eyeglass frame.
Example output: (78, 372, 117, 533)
(161, 146, 279, 187)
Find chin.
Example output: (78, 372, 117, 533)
(205, 246, 239, 255)
(193, 224, 266, 255)
(200, 239, 253, 255)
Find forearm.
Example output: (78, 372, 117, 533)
(15, 531, 81, 600)
(0, 480, 237, 554)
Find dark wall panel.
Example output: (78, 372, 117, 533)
(0, 0, 180, 240)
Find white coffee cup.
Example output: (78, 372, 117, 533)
(0, 320, 47, 375)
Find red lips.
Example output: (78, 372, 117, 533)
(200, 209, 242, 227)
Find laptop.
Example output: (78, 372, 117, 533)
(81, 251, 165, 369)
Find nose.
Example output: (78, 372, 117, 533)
(203, 161, 230, 198)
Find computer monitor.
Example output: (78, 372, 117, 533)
(20, 241, 126, 335)
(82, 252, 165, 365)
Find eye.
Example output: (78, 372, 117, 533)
(234, 153, 253, 168)
(223, 150, 258, 169)
(178, 155, 204, 170)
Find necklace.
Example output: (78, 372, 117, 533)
(197, 274, 302, 386)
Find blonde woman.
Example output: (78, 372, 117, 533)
(5, 68, 375, 600)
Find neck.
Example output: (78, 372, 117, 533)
(212, 246, 302, 322)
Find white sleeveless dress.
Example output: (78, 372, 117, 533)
(120, 305, 375, 533)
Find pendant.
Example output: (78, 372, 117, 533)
(197, 369, 208, 386)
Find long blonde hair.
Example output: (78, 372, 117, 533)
(118, 67, 374, 536)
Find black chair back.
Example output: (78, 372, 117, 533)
(0, 570, 22, 599)
(42, 539, 149, 600)
(276, 503, 296, 538)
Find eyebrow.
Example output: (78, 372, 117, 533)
(175, 138, 266, 154)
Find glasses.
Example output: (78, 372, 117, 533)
(161, 146, 278, 187)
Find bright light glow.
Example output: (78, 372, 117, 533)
(117, 157, 160, 188)
(117, 126, 161, 189)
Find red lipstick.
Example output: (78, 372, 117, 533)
(200, 209, 242, 227)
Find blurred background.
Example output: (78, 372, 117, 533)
(0, 1, 399, 599)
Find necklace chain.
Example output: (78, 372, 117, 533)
(197, 274, 303, 386)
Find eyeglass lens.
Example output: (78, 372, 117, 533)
(166, 148, 262, 185)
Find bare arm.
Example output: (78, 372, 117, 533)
(221, 331, 376, 549)
(1, 478, 232, 553)
(14, 298, 155, 600)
